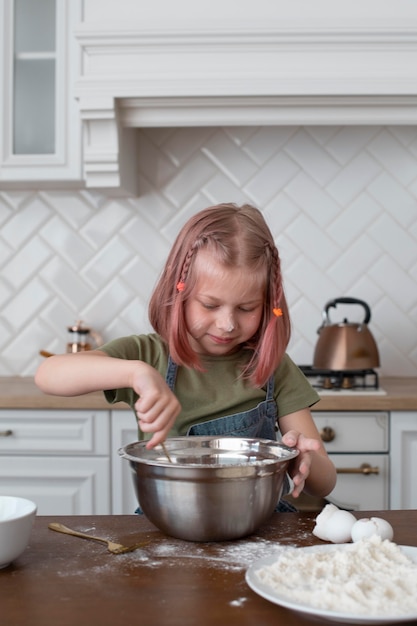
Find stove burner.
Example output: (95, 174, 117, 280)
(299, 365, 379, 391)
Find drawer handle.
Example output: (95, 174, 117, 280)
(320, 426, 335, 442)
(337, 463, 380, 476)
(0, 429, 13, 437)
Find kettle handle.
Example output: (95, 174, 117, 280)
(323, 297, 371, 324)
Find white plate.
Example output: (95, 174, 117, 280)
(245, 544, 417, 624)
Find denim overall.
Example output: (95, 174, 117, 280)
(166, 356, 295, 512)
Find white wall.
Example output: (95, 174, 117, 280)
(1, 124, 417, 377)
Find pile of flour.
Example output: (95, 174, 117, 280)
(255, 535, 417, 616)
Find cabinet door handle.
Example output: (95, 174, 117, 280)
(337, 463, 379, 475)
(320, 426, 336, 442)
(0, 429, 13, 437)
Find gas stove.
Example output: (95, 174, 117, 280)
(298, 365, 386, 395)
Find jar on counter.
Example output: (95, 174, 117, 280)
(67, 321, 93, 353)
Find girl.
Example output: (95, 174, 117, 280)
(35, 203, 336, 507)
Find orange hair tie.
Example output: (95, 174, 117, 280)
(273, 307, 283, 317)
(176, 281, 186, 292)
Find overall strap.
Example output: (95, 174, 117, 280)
(265, 374, 275, 401)
(165, 355, 179, 391)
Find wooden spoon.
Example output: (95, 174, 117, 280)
(161, 441, 173, 463)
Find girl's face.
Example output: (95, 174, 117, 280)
(184, 251, 265, 357)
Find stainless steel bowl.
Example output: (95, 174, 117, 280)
(118, 436, 298, 542)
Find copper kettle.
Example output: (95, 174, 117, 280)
(313, 297, 380, 371)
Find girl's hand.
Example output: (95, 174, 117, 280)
(281, 430, 321, 498)
(132, 364, 181, 449)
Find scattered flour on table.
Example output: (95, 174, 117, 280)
(255, 535, 417, 617)
(46, 517, 312, 577)
(229, 597, 248, 607)
(137, 537, 290, 571)
(47, 536, 290, 577)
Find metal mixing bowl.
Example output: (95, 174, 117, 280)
(119, 436, 298, 542)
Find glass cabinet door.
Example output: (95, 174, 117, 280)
(0, 0, 82, 184)
(13, 0, 56, 155)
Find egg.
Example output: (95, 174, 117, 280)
(351, 517, 394, 542)
(312, 503, 356, 543)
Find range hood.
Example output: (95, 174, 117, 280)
(74, 4, 417, 195)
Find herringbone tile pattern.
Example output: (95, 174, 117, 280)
(1, 125, 417, 376)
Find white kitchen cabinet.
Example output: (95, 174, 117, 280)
(0, 409, 110, 514)
(390, 411, 417, 509)
(111, 410, 139, 515)
(0, 0, 82, 185)
(312, 412, 390, 511)
(4, 405, 413, 515)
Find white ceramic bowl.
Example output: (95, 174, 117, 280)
(0, 496, 37, 568)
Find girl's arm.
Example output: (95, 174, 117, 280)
(278, 408, 337, 499)
(35, 351, 181, 448)
(35, 350, 139, 396)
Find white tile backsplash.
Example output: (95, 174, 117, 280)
(1, 124, 417, 377)
(244, 151, 300, 204)
(325, 126, 380, 165)
(285, 129, 341, 186)
(368, 130, 417, 185)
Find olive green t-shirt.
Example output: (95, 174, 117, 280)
(100, 333, 319, 439)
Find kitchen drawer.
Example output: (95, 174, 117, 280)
(327, 453, 389, 511)
(312, 412, 389, 453)
(0, 456, 110, 514)
(0, 410, 109, 455)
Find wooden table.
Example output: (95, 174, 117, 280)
(2, 511, 417, 626)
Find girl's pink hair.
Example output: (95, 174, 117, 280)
(148, 203, 291, 387)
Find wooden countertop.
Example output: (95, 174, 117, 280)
(2, 511, 417, 626)
(313, 376, 417, 411)
(0, 376, 115, 410)
(0, 511, 417, 626)
(0, 376, 416, 411)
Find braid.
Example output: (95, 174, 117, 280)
(270, 245, 283, 310)
(176, 238, 206, 291)
(177, 247, 195, 286)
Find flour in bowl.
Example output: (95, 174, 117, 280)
(255, 535, 417, 616)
